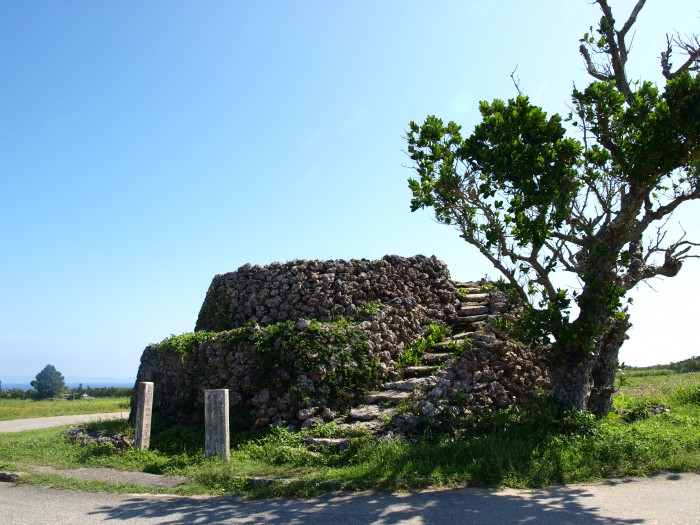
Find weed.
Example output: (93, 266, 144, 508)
(672, 384, 700, 406)
(397, 323, 449, 369)
(355, 301, 383, 319)
(156, 331, 218, 362)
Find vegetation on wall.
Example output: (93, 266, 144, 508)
(155, 317, 380, 413)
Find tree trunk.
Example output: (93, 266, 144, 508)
(549, 354, 596, 411)
(588, 314, 631, 416)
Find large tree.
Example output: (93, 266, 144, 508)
(406, 0, 700, 414)
(31, 364, 66, 400)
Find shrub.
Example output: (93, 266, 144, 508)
(672, 384, 700, 406)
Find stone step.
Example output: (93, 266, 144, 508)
(365, 390, 410, 404)
(460, 293, 490, 303)
(451, 331, 477, 340)
(303, 436, 350, 450)
(453, 281, 482, 288)
(347, 420, 384, 432)
(455, 314, 489, 324)
(349, 405, 396, 421)
(382, 377, 430, 391)
(459, 305, 489, 316)
(402, 365, 439, 378)
(421, 352, 452, 365)
(435, 339, 469, 349)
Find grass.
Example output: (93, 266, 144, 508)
(0, 374, 698, 498)
(616, 371, 700, 399)
(0, 397, 130, 421)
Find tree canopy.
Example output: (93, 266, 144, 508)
(406, 0, 700, 414)
(30, 364, 66, 400)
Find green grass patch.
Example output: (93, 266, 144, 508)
(0, 374, 698, 498)
(616, 371, 700, 399)
(0, 397, 130, 421)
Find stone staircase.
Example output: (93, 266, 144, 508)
(305, 281, 491, 447)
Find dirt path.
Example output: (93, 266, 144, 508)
(0, 412, 128, 433)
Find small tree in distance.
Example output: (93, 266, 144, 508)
(406, 0, 700, 414)
(30, 364, 66, 400)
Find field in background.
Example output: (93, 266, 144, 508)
(0, 397, 131, 421)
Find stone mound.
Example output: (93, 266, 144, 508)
(130, 255, 550, 432)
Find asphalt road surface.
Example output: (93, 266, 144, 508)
(2, 472, 699, 524)
(0, 412, 128, 433)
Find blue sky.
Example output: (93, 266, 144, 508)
(2, 1, 699, 382)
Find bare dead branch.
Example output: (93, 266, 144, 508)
(510, 66, 524, 95)
(619, 0, 647, 39)
(580, 44, 614, 81)
(633, 185, 700, 238)
(662, 32, 700, 79)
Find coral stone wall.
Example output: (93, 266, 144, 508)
(195, 254, 458, 333)
(132, 255, 462, 427)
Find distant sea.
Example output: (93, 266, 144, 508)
(1, 381, 135, 391)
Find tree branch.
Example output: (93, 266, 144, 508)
(595, 0, 635, 104)
(619, 0, 647, 40)
(633, 185, 700, 238)
(662, 32, 700, 79)
(579, 44, 614, 82)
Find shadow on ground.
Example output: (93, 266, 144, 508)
(88, 479, 648, 525)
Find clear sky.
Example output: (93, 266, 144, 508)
(1, 1, 699, 383)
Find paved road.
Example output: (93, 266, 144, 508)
(1, 472, 699, 524)
(0, 412, 128, 433)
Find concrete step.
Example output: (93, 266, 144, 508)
(365, 390, 410, 404)
(421, 352, 453, 365)
(459, 305, 489, 316)
(382, 377, 430, 391)
(349, 405, 396, 421)
(403, 365, 439, 378)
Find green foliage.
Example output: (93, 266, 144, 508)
(672, 384, 700, 406)
(252, 319, 379, 404)
(156, 331, 219, 361)
(304, 421, 372, 439)
(625, 356, 700, 376)
(72, 386, 133, 398)
(396, 323, 448, 368)
(354, 300, 383, 319)
(405, 2, 700, 412)
(478, 282, 496, 293)
(616, 399, 655, 423)
(155, 319, 379, 411)
(30, 364, 66, 400)
(407, 97, 582, 250)
(1, 372, 699, 497)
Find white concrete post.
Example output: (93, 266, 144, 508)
(205, 389, 230, 461)
(134, 381, 154, 450)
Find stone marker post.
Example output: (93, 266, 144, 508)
(205, 389, 230, 461)
(134, 381, 154, 450)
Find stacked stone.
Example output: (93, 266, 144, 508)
(133, 255, 462, 428)
(398, 332, 551, 429)
(195, 254, 458, 335)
